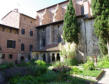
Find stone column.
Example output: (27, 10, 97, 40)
(55, 52, 57, 61)
(50, 53, 52, 63)
(45, 53, 48, 63)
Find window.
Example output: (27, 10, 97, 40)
(9, 54, 13, 59)
(30, 31, 33, 36)
(58, 35, 62, 43)
(21, 29, 25, 35)
(21, 43, 25, 51)
(29, 45, 33, 51)
(81, 5, 84, 15)
(7, 40, 16, 48)
(2, 54, 5, 59)
(42, 38, 46, 47)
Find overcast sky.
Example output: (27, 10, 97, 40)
(0, 0, 66, 22)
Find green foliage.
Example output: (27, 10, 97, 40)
(64, 58, 78, 66)
(83, 57, 95, 70)
(35, 60, 46, 67)
(0, 62, 14, 70)
(36, 70, 58, 82)
(98, 37, 108, 55)
(30, 60, 47, 76)
(91, 0, 109, 55)
(80, 70, 102, 77)
(16, 61, 31, 67)
(69, 66, 102, 77)
(70, 66, 82, 74)
(9, 75, 38, 84)
(52, 61, 64, 68)
(97, 55, 109, 68)
(63, 0, 79, 43)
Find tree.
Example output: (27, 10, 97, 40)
(63, 0, 79, 44)
(92, 0, 109, 55)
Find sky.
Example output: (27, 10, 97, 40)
(0, 0, 66, 22)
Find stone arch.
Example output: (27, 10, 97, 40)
(57, 53, 60, 61)
(42, 9, 53, 25)
(43, 53, 46, 62)
(52, 53, 55, 62)
(55, 5, 65, 21)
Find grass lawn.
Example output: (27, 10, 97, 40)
(79, 70, 102, 77)
(69, 66, 102, 77)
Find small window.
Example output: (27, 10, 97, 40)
(29, 45, 33, 51)
(30, 31, 33, 36)
(21, 29, 25, 35)
(2, 54, 5, 59)
(9, 54, 13, 59)
(21, 43, 25, 51)
(7, 40, 16, 48)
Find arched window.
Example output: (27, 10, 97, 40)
(57, 53, 60, 61)
(52, 53, 55, 62)
(43, 54, 46, 61)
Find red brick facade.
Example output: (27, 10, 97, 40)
(0, 10, 36, 63)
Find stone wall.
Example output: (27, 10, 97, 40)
(35, 18, 99, 62)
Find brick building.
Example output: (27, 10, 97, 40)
(32, 0, 99, 63)
(0, 9, 36, 63)
(0, 0, 99, 63)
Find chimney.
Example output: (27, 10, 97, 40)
(13, 9, 18, 12)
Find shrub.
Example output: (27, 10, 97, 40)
(28, 60, 48, 76)
(37, 70, 58, 82)
(97, 55, 109, 68)
(52, 61, 64, 68)
(83, 57, 95, 70)
(0, 62, 14, 70)
(64, 58, 78, 66)
(70, 66, 82, 74)
(35, 60, 46, 67)
(9, 75, 38, 84)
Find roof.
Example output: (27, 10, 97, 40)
(36, 20, 63, 28)
(2, 9, 36, 20)
(36, 15, 84, 28)
(0, 24, 19, 30)
(36, 0, 68, 12)
(20, 13, 36, 20)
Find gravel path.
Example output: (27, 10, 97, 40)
(98, 69, 109, 84)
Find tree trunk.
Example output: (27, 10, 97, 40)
(107, 41, 109, 56)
